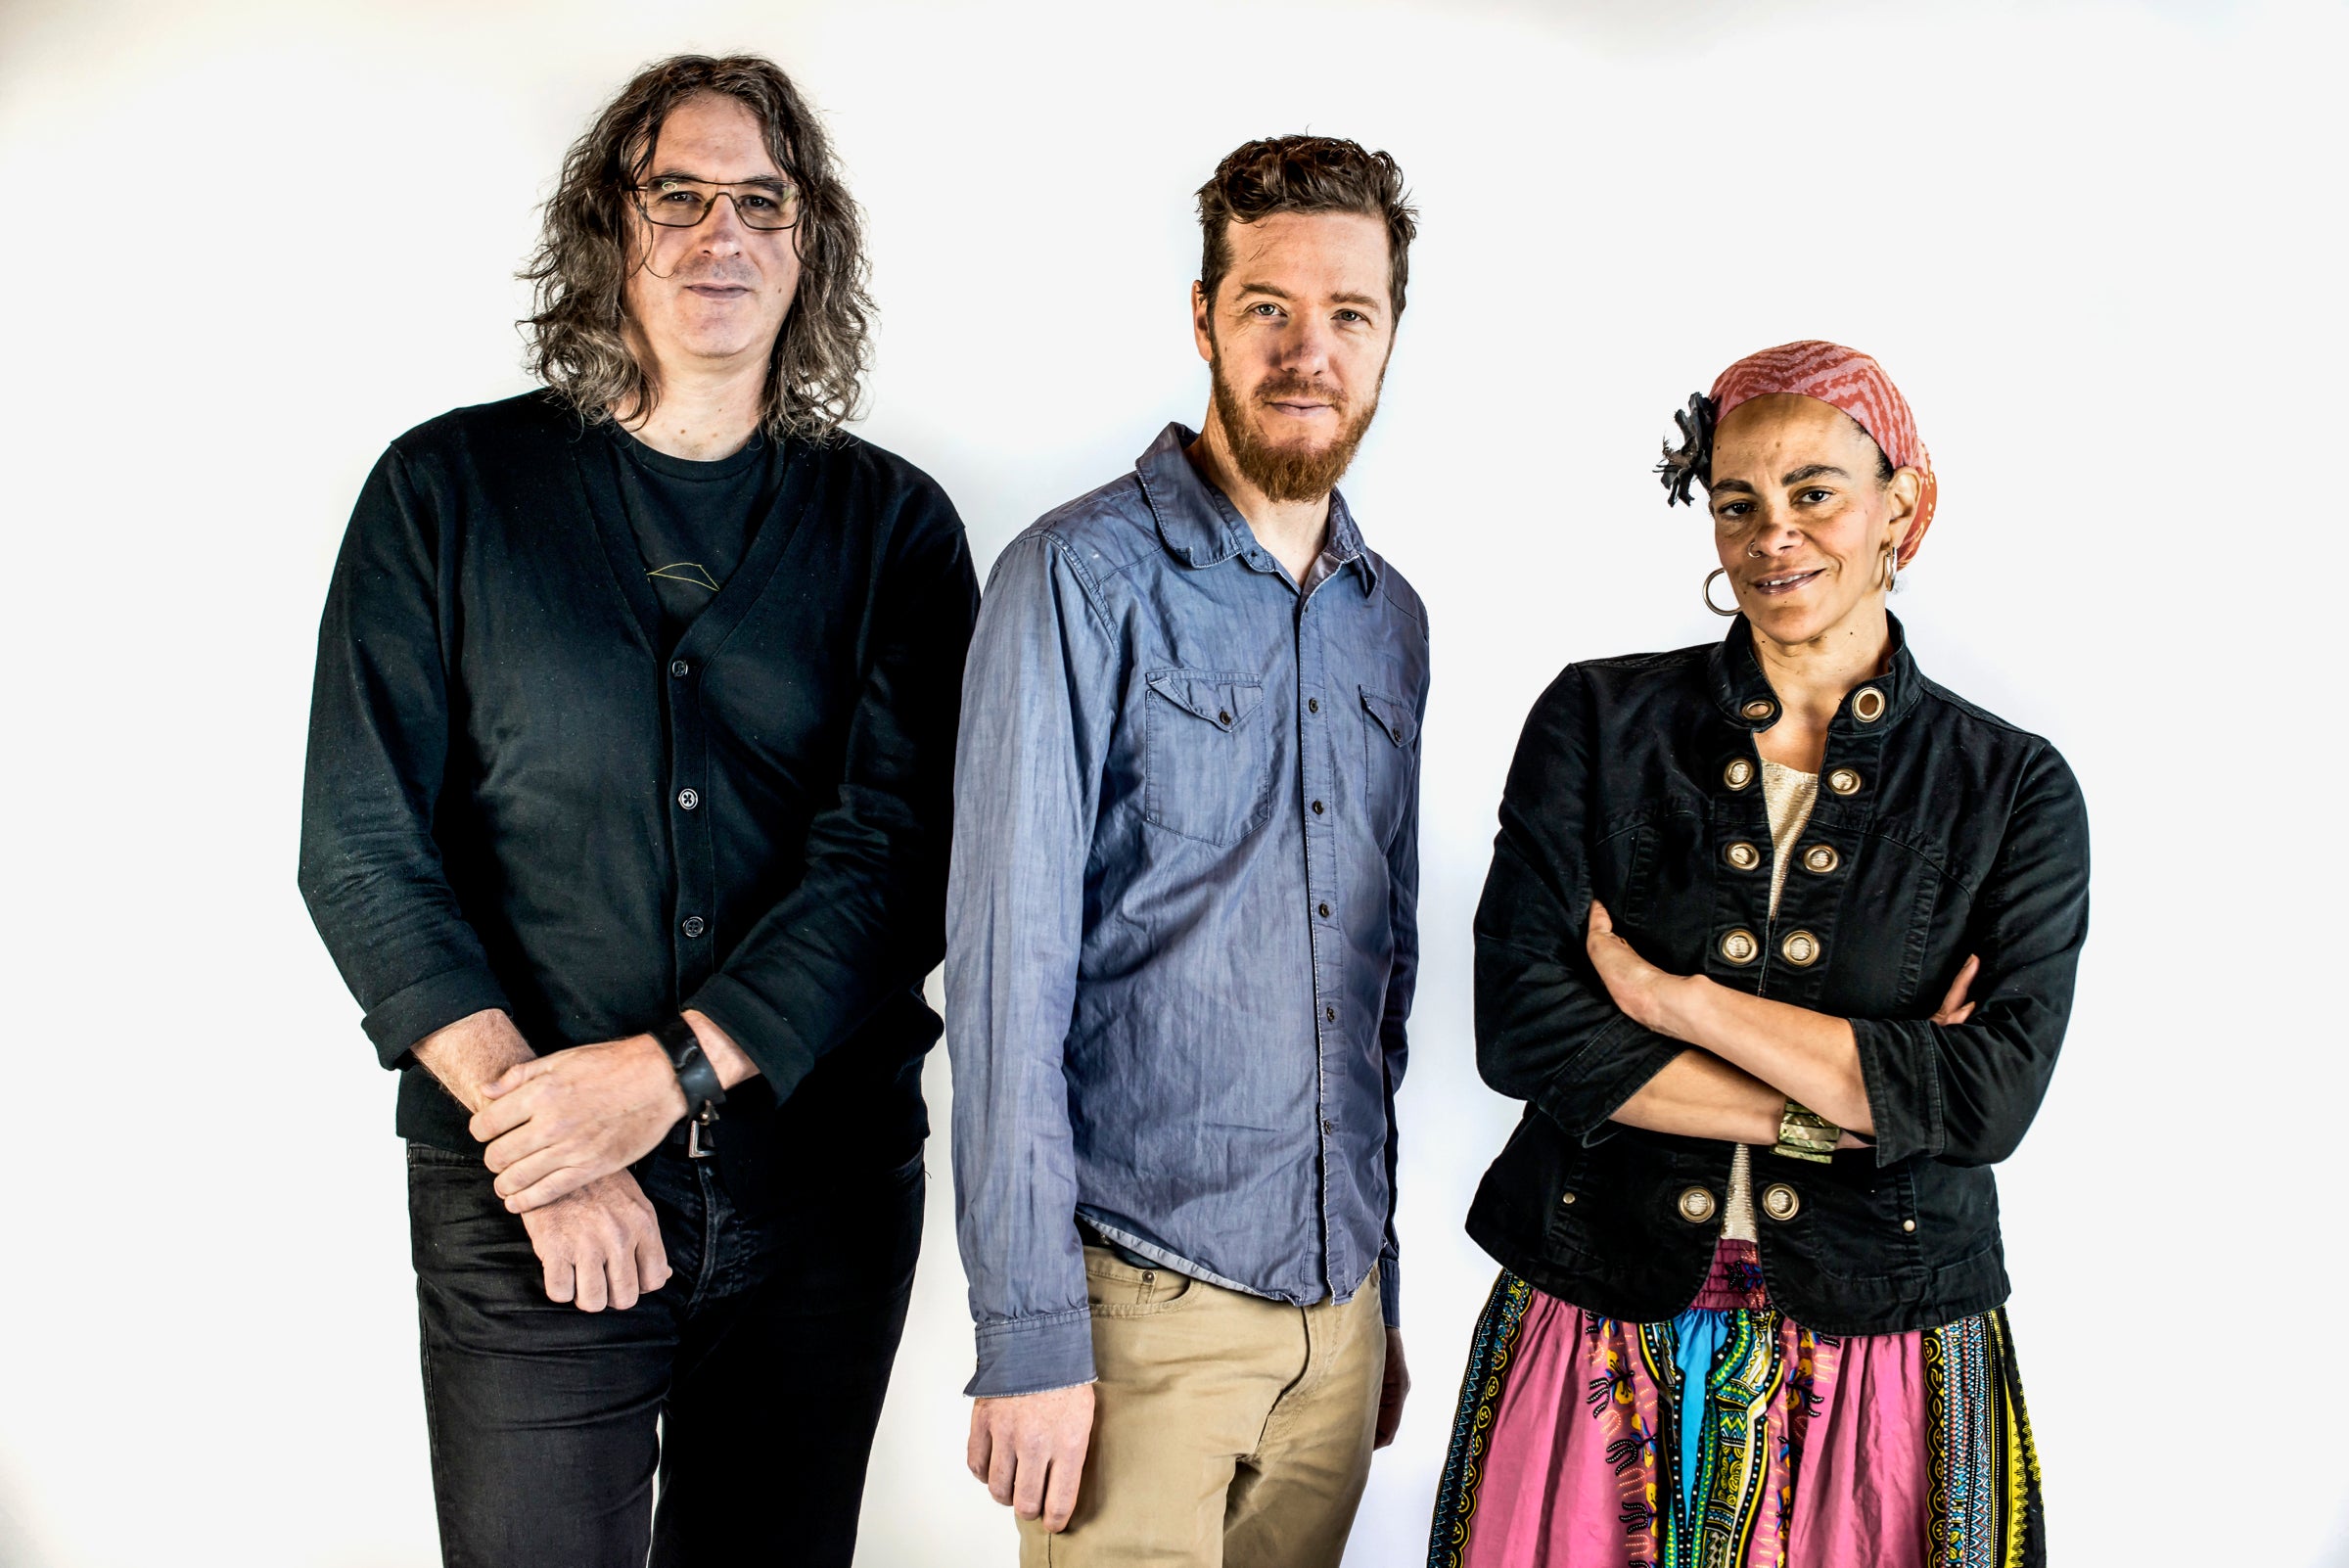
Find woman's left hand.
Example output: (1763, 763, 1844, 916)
(1587, 899, 1687, 1036)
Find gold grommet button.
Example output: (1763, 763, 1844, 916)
(1677, 1186, 1717, 1223)
(1902, 1219, 1916, 1233)
(1725, 841, 1762, 871)
(1853, 686, 1886, 723)
(1779, 929, 1820, 967)
(1801, 844, 1840, 874)
(1761, 1183, 1800, 1222)
(1719, 928, 1759, 965)
(1827, 767, 1862, 796)
(1741, 699, 1775, 720)
(1561, 1191, 1577, 1206)
(1723, 758, 1755, 790)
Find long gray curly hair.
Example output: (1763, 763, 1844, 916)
(522, 54, 873, 440)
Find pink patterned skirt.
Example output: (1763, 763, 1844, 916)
(1426, 1243, 2041, 1567)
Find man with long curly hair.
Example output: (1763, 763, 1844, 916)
(299, 54, 976, 1566)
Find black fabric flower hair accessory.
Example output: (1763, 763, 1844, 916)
(1656, 392, 1716, 507)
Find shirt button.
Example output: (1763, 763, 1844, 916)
(676, 788, 701, 811)
(1309, 698, 1320, 714)
(1318, 902, 1331, 918)
(669, 659, 691, 678)
(681, 915, 706, 938)
(1902, 1219, 1917, 1233)
(1311, 800, 1324, 815)
(1324, 1005, 1337, 1021)
(1321, 1119, 1335, 1135)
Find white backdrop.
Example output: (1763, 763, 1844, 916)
(0, 1, 2338, 1563)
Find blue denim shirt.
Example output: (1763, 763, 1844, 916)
(946, 424, 1429, 1397)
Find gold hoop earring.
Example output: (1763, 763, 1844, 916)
(1703, 568, 1740, 618)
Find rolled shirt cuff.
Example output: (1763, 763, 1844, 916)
(1378, 1256, 1402, 1328)
(364, 965, 512, 1070)
(966, 1307, 1097, 1399)
(685, 972, 819, 1105)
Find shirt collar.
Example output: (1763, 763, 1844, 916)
(1706, 612, 1925, 732)
(1131, 422, 1379, 593)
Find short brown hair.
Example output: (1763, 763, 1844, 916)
(522, 54, 873, 440)
(1195, 135, 1417, 318)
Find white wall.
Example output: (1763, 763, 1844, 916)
(0, 1, 2336, 1562)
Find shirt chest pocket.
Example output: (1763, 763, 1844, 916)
(1359, 687, 1418, 844)
(1142, 669, 1275, 847)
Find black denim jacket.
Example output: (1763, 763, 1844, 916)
(1465, 617, 2090, 1334)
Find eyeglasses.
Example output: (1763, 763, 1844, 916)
(633, 176, 803, 232)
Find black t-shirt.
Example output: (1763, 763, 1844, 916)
(606, 425, 785, 649)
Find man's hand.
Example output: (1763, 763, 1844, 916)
(1376, 1327, 1410, 1449)
(472, 1036, 687, 1213)
(967, 1384, 1094, 1534)
(522, 1169, 670, 1312)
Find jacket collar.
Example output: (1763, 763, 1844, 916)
(1706, 612, 1926, 733)
(1131, 422, 1378, 593)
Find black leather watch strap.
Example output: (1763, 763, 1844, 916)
(652, 1014, 726, 1122)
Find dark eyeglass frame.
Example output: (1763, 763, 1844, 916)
(630, 177, 804, 232)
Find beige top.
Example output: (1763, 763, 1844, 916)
(1722, 759, 1820, 1241)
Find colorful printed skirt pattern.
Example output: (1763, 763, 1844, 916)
(1427, 1242, 2042, 1567)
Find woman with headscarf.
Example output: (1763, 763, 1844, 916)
(1426, 343, 2087, 1568)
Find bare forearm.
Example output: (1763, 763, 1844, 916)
(412, 1008, 536, 1116)
(682, 1009, 760, 1089)
(1612, 1048, 1785, 1143)
(1654, 978, 1872, 1133)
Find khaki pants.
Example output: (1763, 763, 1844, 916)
(1018, 1246, 1386, 1568)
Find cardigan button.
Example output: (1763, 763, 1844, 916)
(1801, 844, 1840, 874)
(1725, 841, 1761, 872)
(1761, 1183, 1801, 1222)
(1827, 767, 1863, 796)
(1677, 1186, 1717, 1224)
(1779, 929, 1821, 967)
(681, 915, 706, 938)
(676, 788, 701, 811)
(669, 659, 691, 678)
(1722, 758, 1755, 791)
(1718, 928, 1759, 965)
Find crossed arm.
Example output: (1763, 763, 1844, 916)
(1584, 898, 1978, 1146)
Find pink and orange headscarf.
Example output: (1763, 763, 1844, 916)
(1704, 341, 1937, 567)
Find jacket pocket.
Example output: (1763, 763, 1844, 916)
(1359, 687, 1418, 844)
(1143, 669, 1273, 846)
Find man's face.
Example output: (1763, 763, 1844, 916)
(1192, 210, 1395, 502)
(620, 92, 804, 380)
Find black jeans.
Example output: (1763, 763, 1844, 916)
(406, 1136, 922, 1567)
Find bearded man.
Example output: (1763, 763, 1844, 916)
(945, 136, 1429, 1567)
(298, 55, 976, 1566)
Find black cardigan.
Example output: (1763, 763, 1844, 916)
(299, 392, 978, 1185)
(1466, 618, 2090, 1334)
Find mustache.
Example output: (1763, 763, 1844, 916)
(1252, 372, 1347, 410)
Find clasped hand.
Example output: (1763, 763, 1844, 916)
(470, 1036, 688, 1214)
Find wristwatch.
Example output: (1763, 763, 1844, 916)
(653, 1015, 726, 1160)
(1771, 1099, 1839, 1164)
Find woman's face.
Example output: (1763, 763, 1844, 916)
(1708, 393, 1921, 649)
